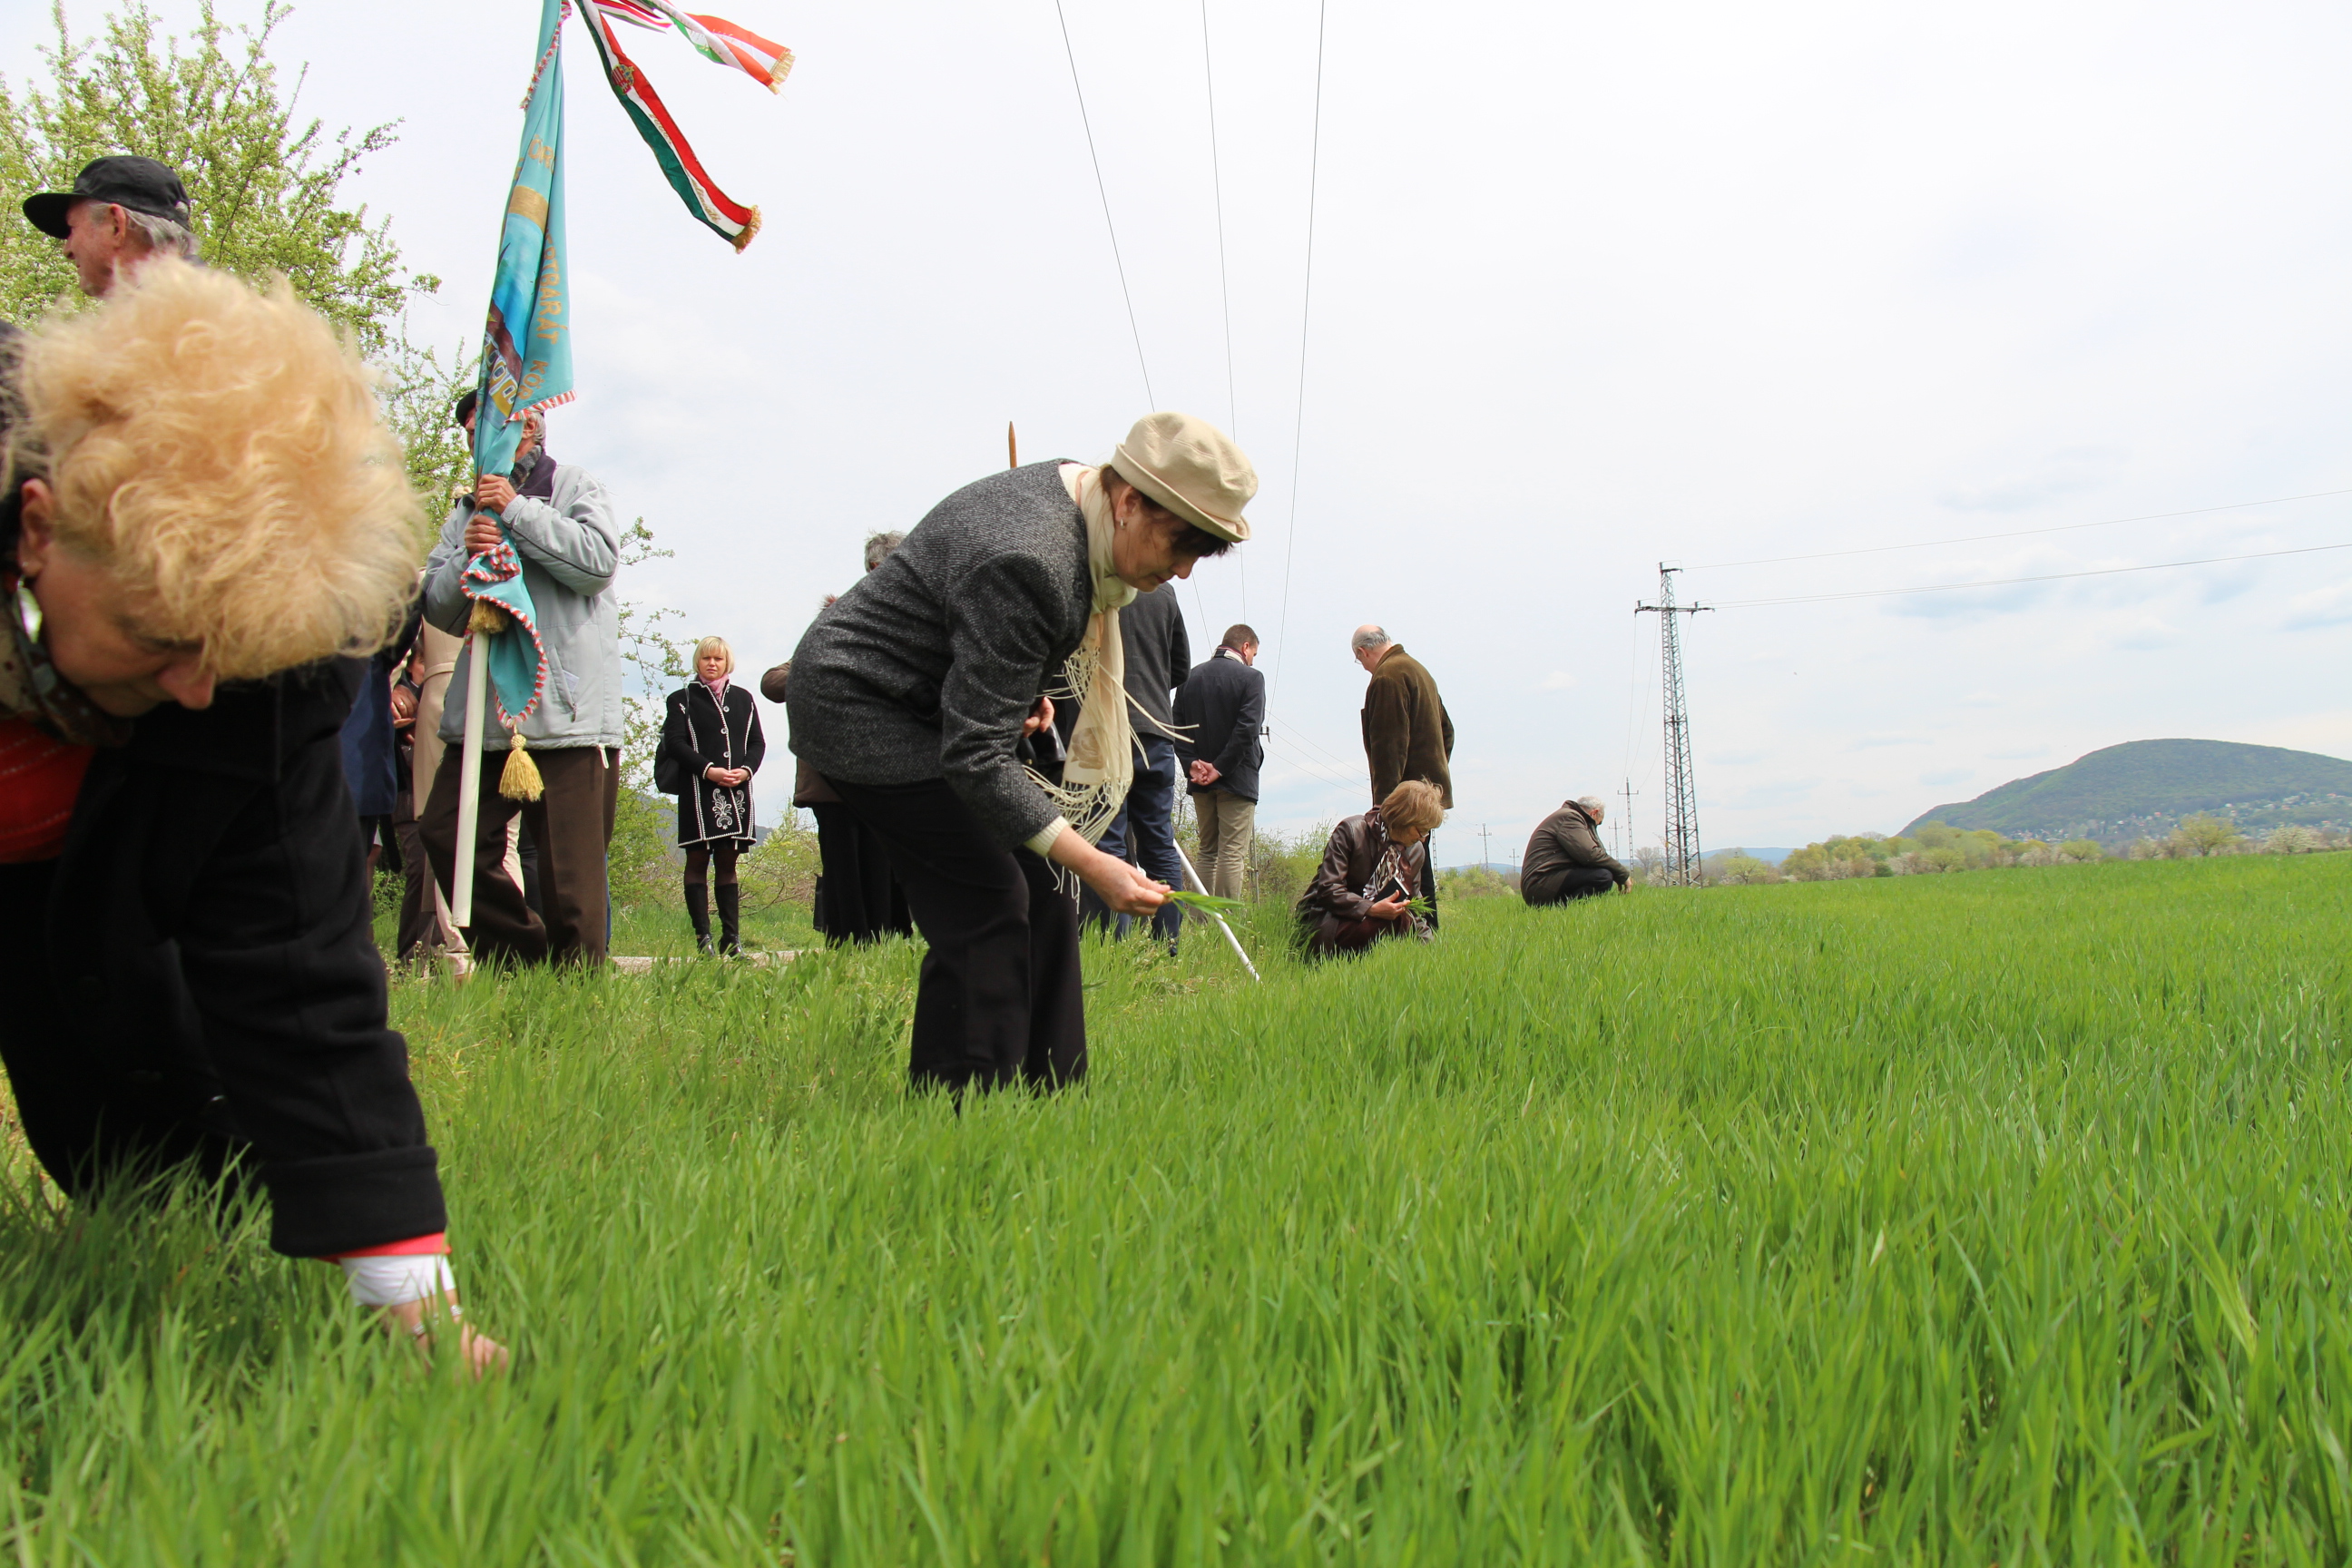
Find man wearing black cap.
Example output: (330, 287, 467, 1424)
(21, 156, 199, 299)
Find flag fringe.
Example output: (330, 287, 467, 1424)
(730, 205, 762, 252)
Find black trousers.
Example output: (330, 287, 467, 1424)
(1524, 866, 1619, 906)
(828, 778, 1085, 1093)
(809, 800, 912, 945)
(0, 860, 248, 1202)
(1421, 831, 1441, 929)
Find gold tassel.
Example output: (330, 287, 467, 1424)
(500, 729, 544, 802)
(469, 598, 509, 635)
(731, 206, 763, 253)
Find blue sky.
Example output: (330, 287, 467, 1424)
(8, 0, 2347, 858)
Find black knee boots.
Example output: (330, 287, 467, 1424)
(715, 882, 740, 956)
(686, 882, 713, 955)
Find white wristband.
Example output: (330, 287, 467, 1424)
(1025, 817, 1070, 857)
(340, 1253, 457, 1309)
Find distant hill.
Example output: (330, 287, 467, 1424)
(1902, 739, 2352, 844)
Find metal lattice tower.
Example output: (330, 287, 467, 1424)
(1636, 564, 1711, 886)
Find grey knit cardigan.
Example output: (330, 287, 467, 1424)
(785, 461, 1093, 849)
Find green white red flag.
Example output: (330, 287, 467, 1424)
(592, 0, 792, 92)
(579, 0, 787, 250)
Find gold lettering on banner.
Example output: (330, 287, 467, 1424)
(506, 186, 550, 229)
(531, 247, 565, 346)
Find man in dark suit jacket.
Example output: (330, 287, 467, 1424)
(1172, 623, 1265, 900)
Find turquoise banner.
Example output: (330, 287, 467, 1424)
(473, 0, 575, 481)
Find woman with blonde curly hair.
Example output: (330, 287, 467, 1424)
(1295, 779, 1446, 956)
(0, 260, 501, 1372)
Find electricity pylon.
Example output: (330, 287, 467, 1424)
(1636, 564, 1710, 886)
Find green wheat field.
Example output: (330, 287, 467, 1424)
(2, 854, 2348, 1563)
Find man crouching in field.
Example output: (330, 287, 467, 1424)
(1521, 795, 1630, 905)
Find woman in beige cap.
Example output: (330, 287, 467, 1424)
(786, 412, 1256, 1093)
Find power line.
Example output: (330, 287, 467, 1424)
(1200, 0, 1237, 440)
(1715, 540, 2352, 610)
(1264, 736, 1357, 792)
(1053, 0, 1153, 407)
(1690, 486, 2352, 573)
(1199, 0, 1242, 621)
(1267, 0, 1328, 710)
(1271, 717, 1363, 779)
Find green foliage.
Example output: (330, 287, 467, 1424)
(0, 1, 462, 503)
(2172, 812, 2242, 857)
(1714, 850, 1779, 885)
(613, 518, 686, 792)
(601, 519, 690, 903)
(1783, 833, 1899, 881)
(1436, 863, 1514, 898)
(737, 809, 821, 911)
(12, 856, 2352, 1557)
(2059, 838, 2104, 862)
(1245, 818, 1329, 908)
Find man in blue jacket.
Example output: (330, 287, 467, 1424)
(418, 396, 623, 966)
(1172, 624, 1265, 900)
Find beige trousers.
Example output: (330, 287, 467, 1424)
(1192, 789, 1256, 901)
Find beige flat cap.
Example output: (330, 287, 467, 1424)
(1111, 412, 1257, 543)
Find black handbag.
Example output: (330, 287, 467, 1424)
(654, 748, 688, 796)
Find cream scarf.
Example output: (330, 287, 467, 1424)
(1026, 465, 1138, 845)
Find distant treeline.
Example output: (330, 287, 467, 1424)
(1703, 816, 2341, 886)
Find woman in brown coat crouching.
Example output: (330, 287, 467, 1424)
(1295, 779, 1446, 956)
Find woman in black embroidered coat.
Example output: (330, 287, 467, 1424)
(662, 636, 766, 954)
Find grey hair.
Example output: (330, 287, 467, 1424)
(1350, 624, 1390, 651)
(862, 529, 906, 572)
(123, 210, 200, 260)
(1573, 795, 1606, 813)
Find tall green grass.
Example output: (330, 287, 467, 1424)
(3, 855, 2348, 1563)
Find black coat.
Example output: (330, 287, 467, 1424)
(662, 681, 767, 847)
(0, 660, 444, 1258)
(785, 462, 1093, 849)
(1171, 651, 1265, 803)
(1119, 584, 1190, 735)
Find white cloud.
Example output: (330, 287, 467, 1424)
(2286, 581, 2352, 631)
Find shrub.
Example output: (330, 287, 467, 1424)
(738, 811, 822, 909)
(2266, 824, 2321, 855)
(1440, 865, 1518, 898)
(2171, 814, 2240, 858)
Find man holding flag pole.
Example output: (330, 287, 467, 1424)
(417, 0, 792, 965)
(419, 0, 622, 968)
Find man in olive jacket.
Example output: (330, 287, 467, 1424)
(1522, 795, 1631, 905)
(1353, 624, 1454, 920)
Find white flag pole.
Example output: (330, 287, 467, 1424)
(1171, 839, 1259, 982)
(449, 631, 489, 928)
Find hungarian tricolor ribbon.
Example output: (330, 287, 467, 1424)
(591, 0, 792, 91)
(581, 0, 791, 251)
